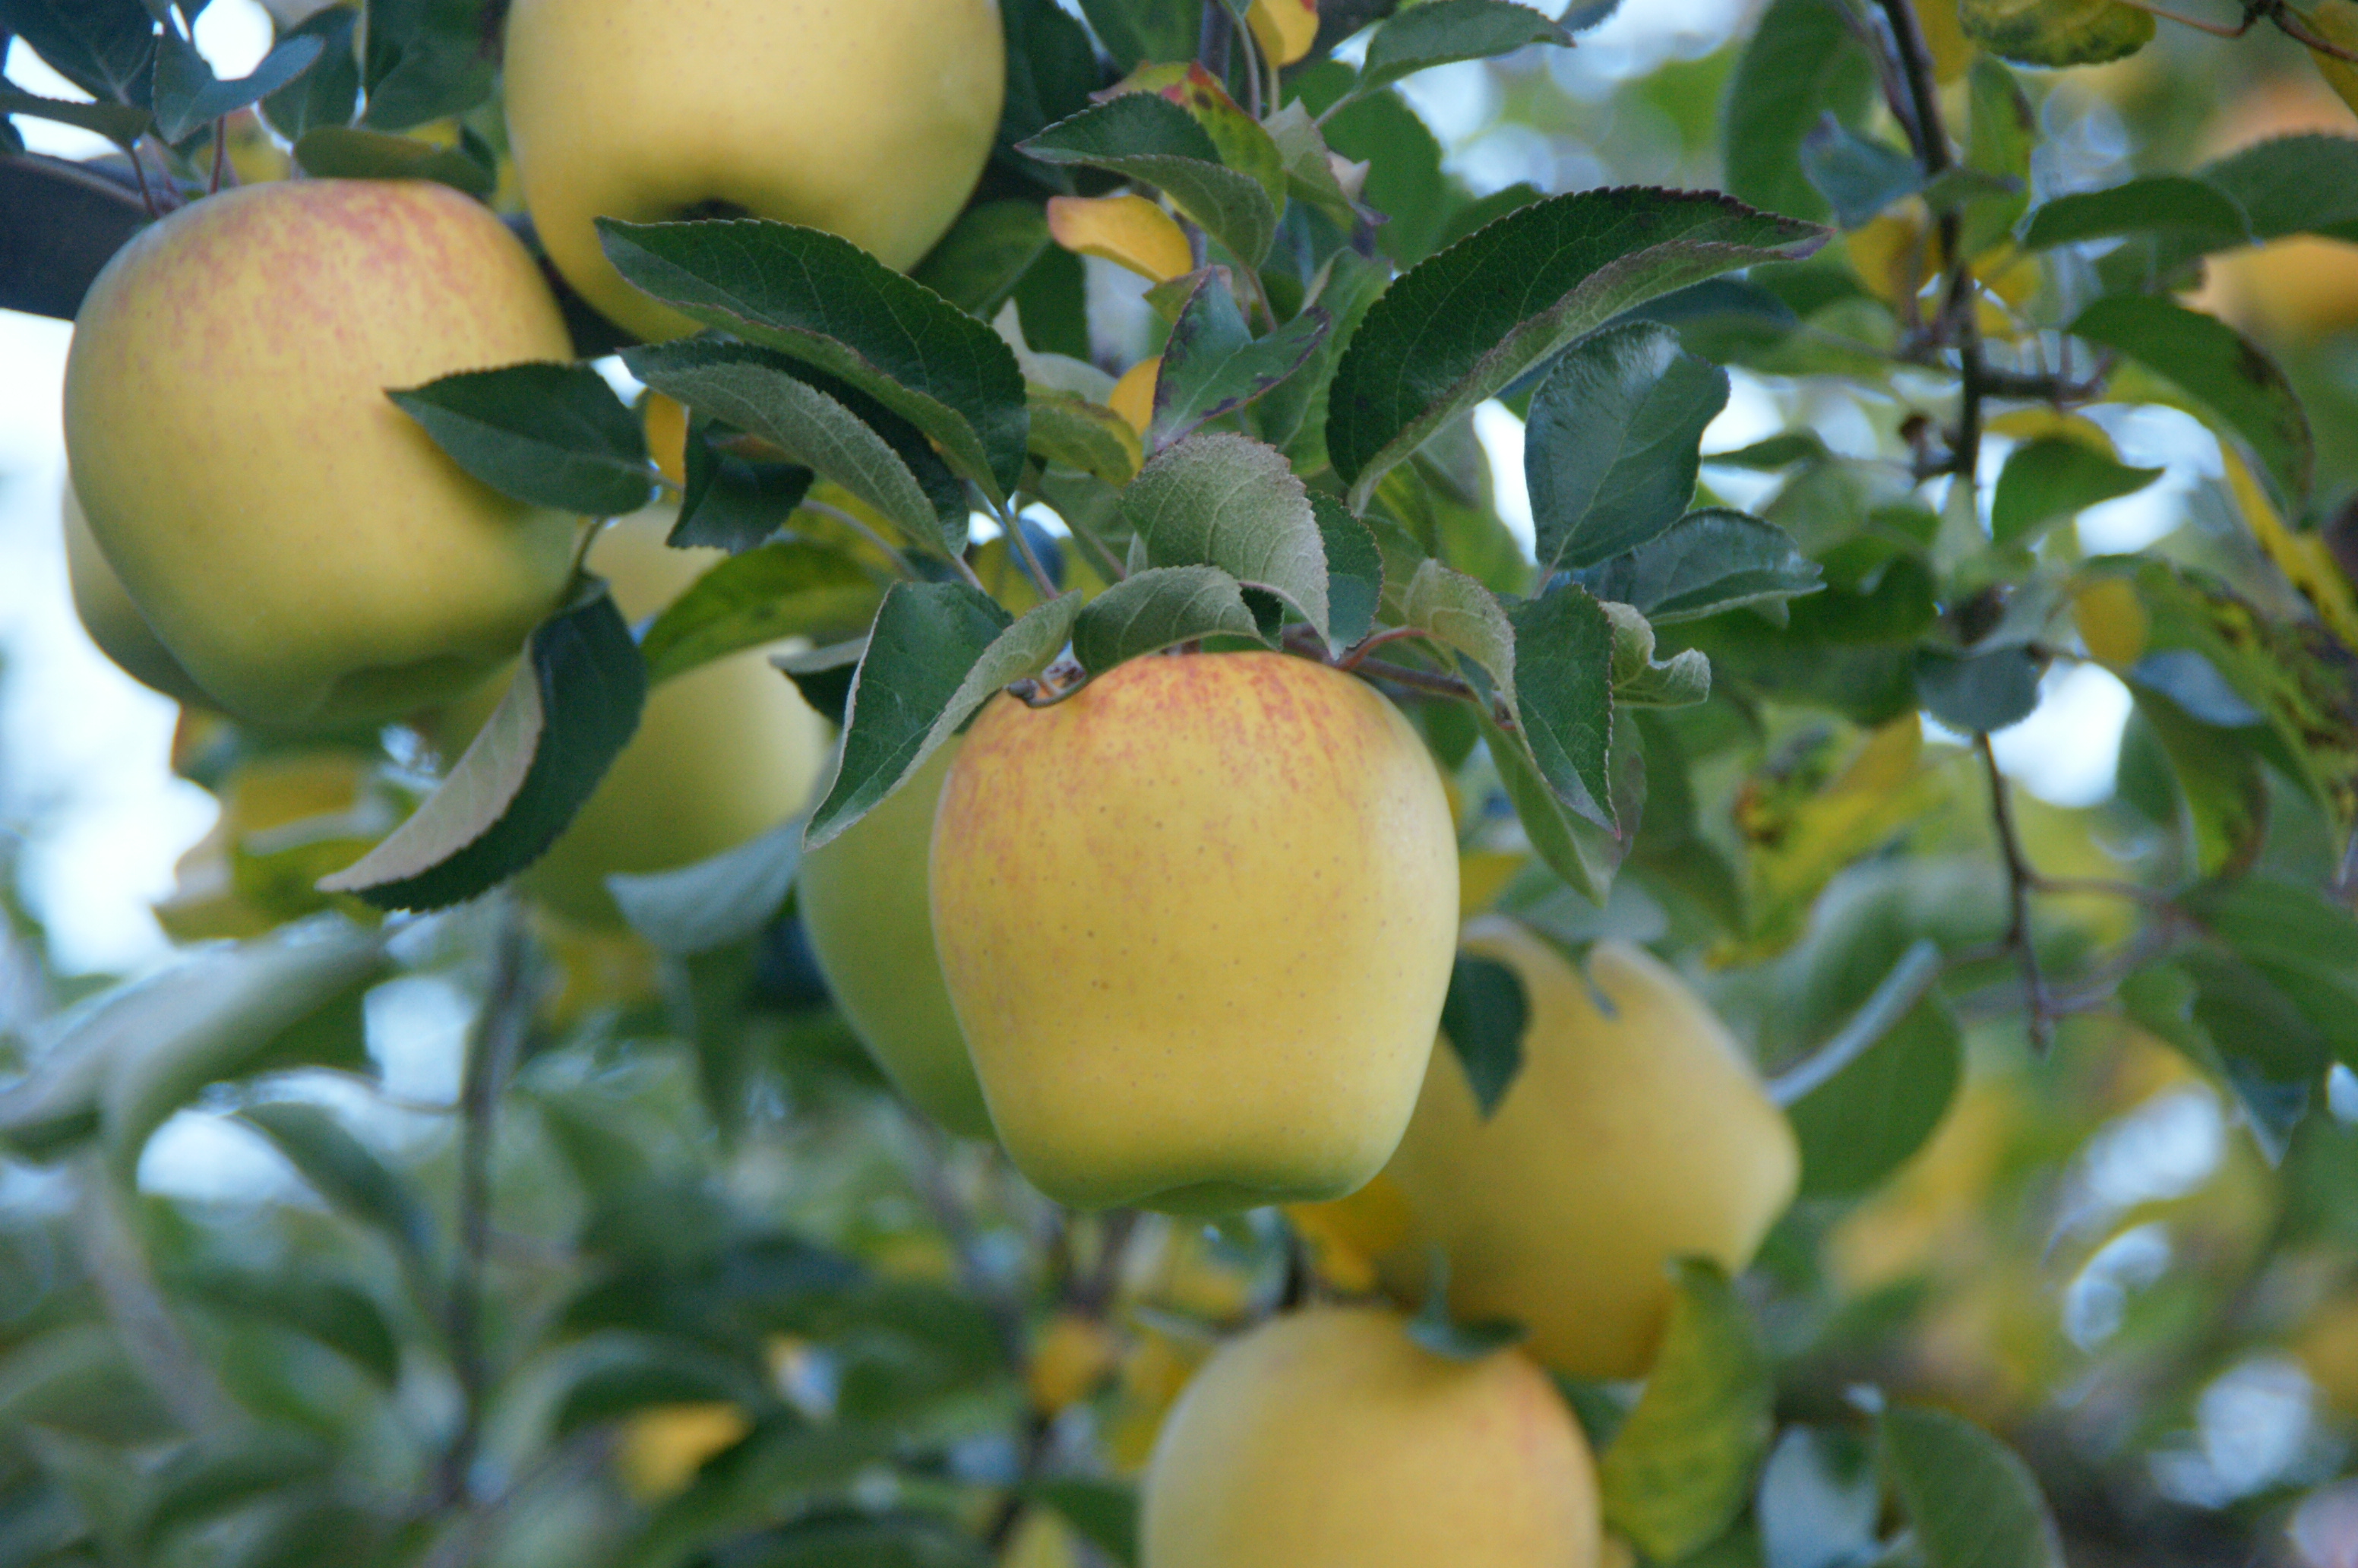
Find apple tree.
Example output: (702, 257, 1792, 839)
(5, 0, 2358, 1563)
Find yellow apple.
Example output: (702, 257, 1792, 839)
(796, 739, 994, 1138)
(63, 179, 583, 732)
(508, 508, 832, 927)
(1140, 1305, 1601, 1568)
(1361, 921, 1800, 1381)
(502, 0, 1006, 342)
(928, 651, 1459, 1214)
(59, 480, 211, 710)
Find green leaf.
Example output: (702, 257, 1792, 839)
(638, 540, 881, 685)
(1775, 941, 1963, 1198)
(625, 340, 966, 555)
(673, 416, 815, 554)
(1758, 1427, 1881, 1568)
(235, 1101, 435, 1263)
(1315, 497, 1385, 650)
(1403, 558, 1517, 697)
(90, 926, 384, 1181)
(1525, 322, 1729, 571)
(1158, 63, 1286, 212)
(169, 1265, 401, 1386)
(1723, 0, 1879, 223)
(1017, 92, 1279, 269)
(134, 1434, 330, 1553)
(1326, 187, 1823, 510)
(2199, 133, 2358, 243)
(261, 5, 359, 141)
(292, 125, 494, 197)
(1029, 387, 1143, 486)
(1914, 645, 2044, 735)
(1960, 0, 2154, 67)
(2019, 175, 2251, 251)
(805, 586, 1081, 849)
(1074, 0, 1197, 70)
(151, 28, 323, 144)
(1321, 86, 1457, 267)
(1117, 432, 1329, 644)
(2070, 296, 2312, 507)
(911, 201, 1055, 319)
(1570, 509, 1822, 624)
(388, 361, 651, 517)
(599, 217, 1030, 504)
(0, 90, 149, 147)
(1440, 953, 1528, 1118)
(1027, 1478, 1139, 1568)
(1509, 585, 1617, 827)
(997, 0, 1105, 193)
(608, 818, 802, 959)
(359, 0, 495, 129)
(1149, 272, 1331, 450)
(1357, 1, 1573, 96)
(1266, 103, 1361, 235)
(1958, 59, 2036, 258)
(1799, 115, 1923, 229)
(1607, 602, 1712, 709)
(2182, 877, 2358, 1068)
(317, 582, 648, 912)
(553, 1334, 761, 1439)
(1990, 437, 2162, 545)
(1598, 1260, 1775, 1564)
(1263, 251, 1391, 474)
(1881, 1405, 2065, 1568)
(0, 0, 155, 105)
(1071, 565, 1261, 672)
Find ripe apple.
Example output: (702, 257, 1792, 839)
(59, 480, 211, 710)
(1365, 920, 1800, 1380)
(1140, 1305, 1601, 1568)
(502, 0, 1007, 341)
(526, 508, 831, 927)
(928, 651, 1459, 1213)
(63, 179, 583, 732)
(797, 739, 994, 1139)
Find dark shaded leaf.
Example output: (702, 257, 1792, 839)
(0, 0, 154, 104)
(1881, 1405, 2065, 1568)
(261, 5, 358, 141)
(1525, 321, 1729, 571)
(1358, 1, 1573, 95)
(1315, 495, 1384, 649)
(806, 586, 1081, 848)
(600, 218, 1029, 504)
(1150, 270, 1330, 450)
(639, 539, 881, 684)
(1722, 0, 1877, 223)
(1441, 953, 1528, 1118)
(292, 125, 494, 197)
(318, 583, 647, 912)
(1775, 942, 1962, 1198)
(2020, 175, 2251, 251)
(151, 28, 322, 144)
(1799, 115, 1923, 229)
(1571, 508, 1822, 623)
(1914, 645, 2043, 734)
(2070, 294, 2312, 507)
(1990, 437, 2161, 545)
(1326, 187, 1823, 509)
(912, 200, 1054, 318)
(389, 361, 652, 517)
(1071, 564, 1260, 672)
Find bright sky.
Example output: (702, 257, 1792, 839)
(0, 0, 2134, 979)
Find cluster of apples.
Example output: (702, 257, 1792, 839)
(49, 2, 1802, 1562)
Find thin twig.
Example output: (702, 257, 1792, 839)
(207, 120, 226, 195)
(1978, 735, 2053, 1052)
(1351, 656, 1480, 701)
(438, 905, 537, 1508)
(1062, 511, 1130, 583)
(2274, 2, 2358, 60)
(797, 499, 921, 581)
(1002, 504, 1063, 600)
(1335, 625, 1432, 671)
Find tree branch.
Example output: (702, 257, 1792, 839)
(438, 905, 538, 1507)
(1977, 736, 2053, 1052)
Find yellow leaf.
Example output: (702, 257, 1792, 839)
(1845, 209, 1930, 306)
(1986, 408, 2115, 450)
(1248, 0, 1320, 66)
(1917, 0, 1976, 81)
(1110, 356, 1162, 438)
(2071, 577, 2148, 669)
(615, 1403, 749, 1501)
(2221, 443, 2358, 650)
(2293, 2, 2358, 119)
(643, 391, 689, 489)
(1285, 1172, 1415, 1295)
(1027, 1311, 1122, 1416)
(1457, 849, 1524, 917)
(1047, 193, 1194, 283)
